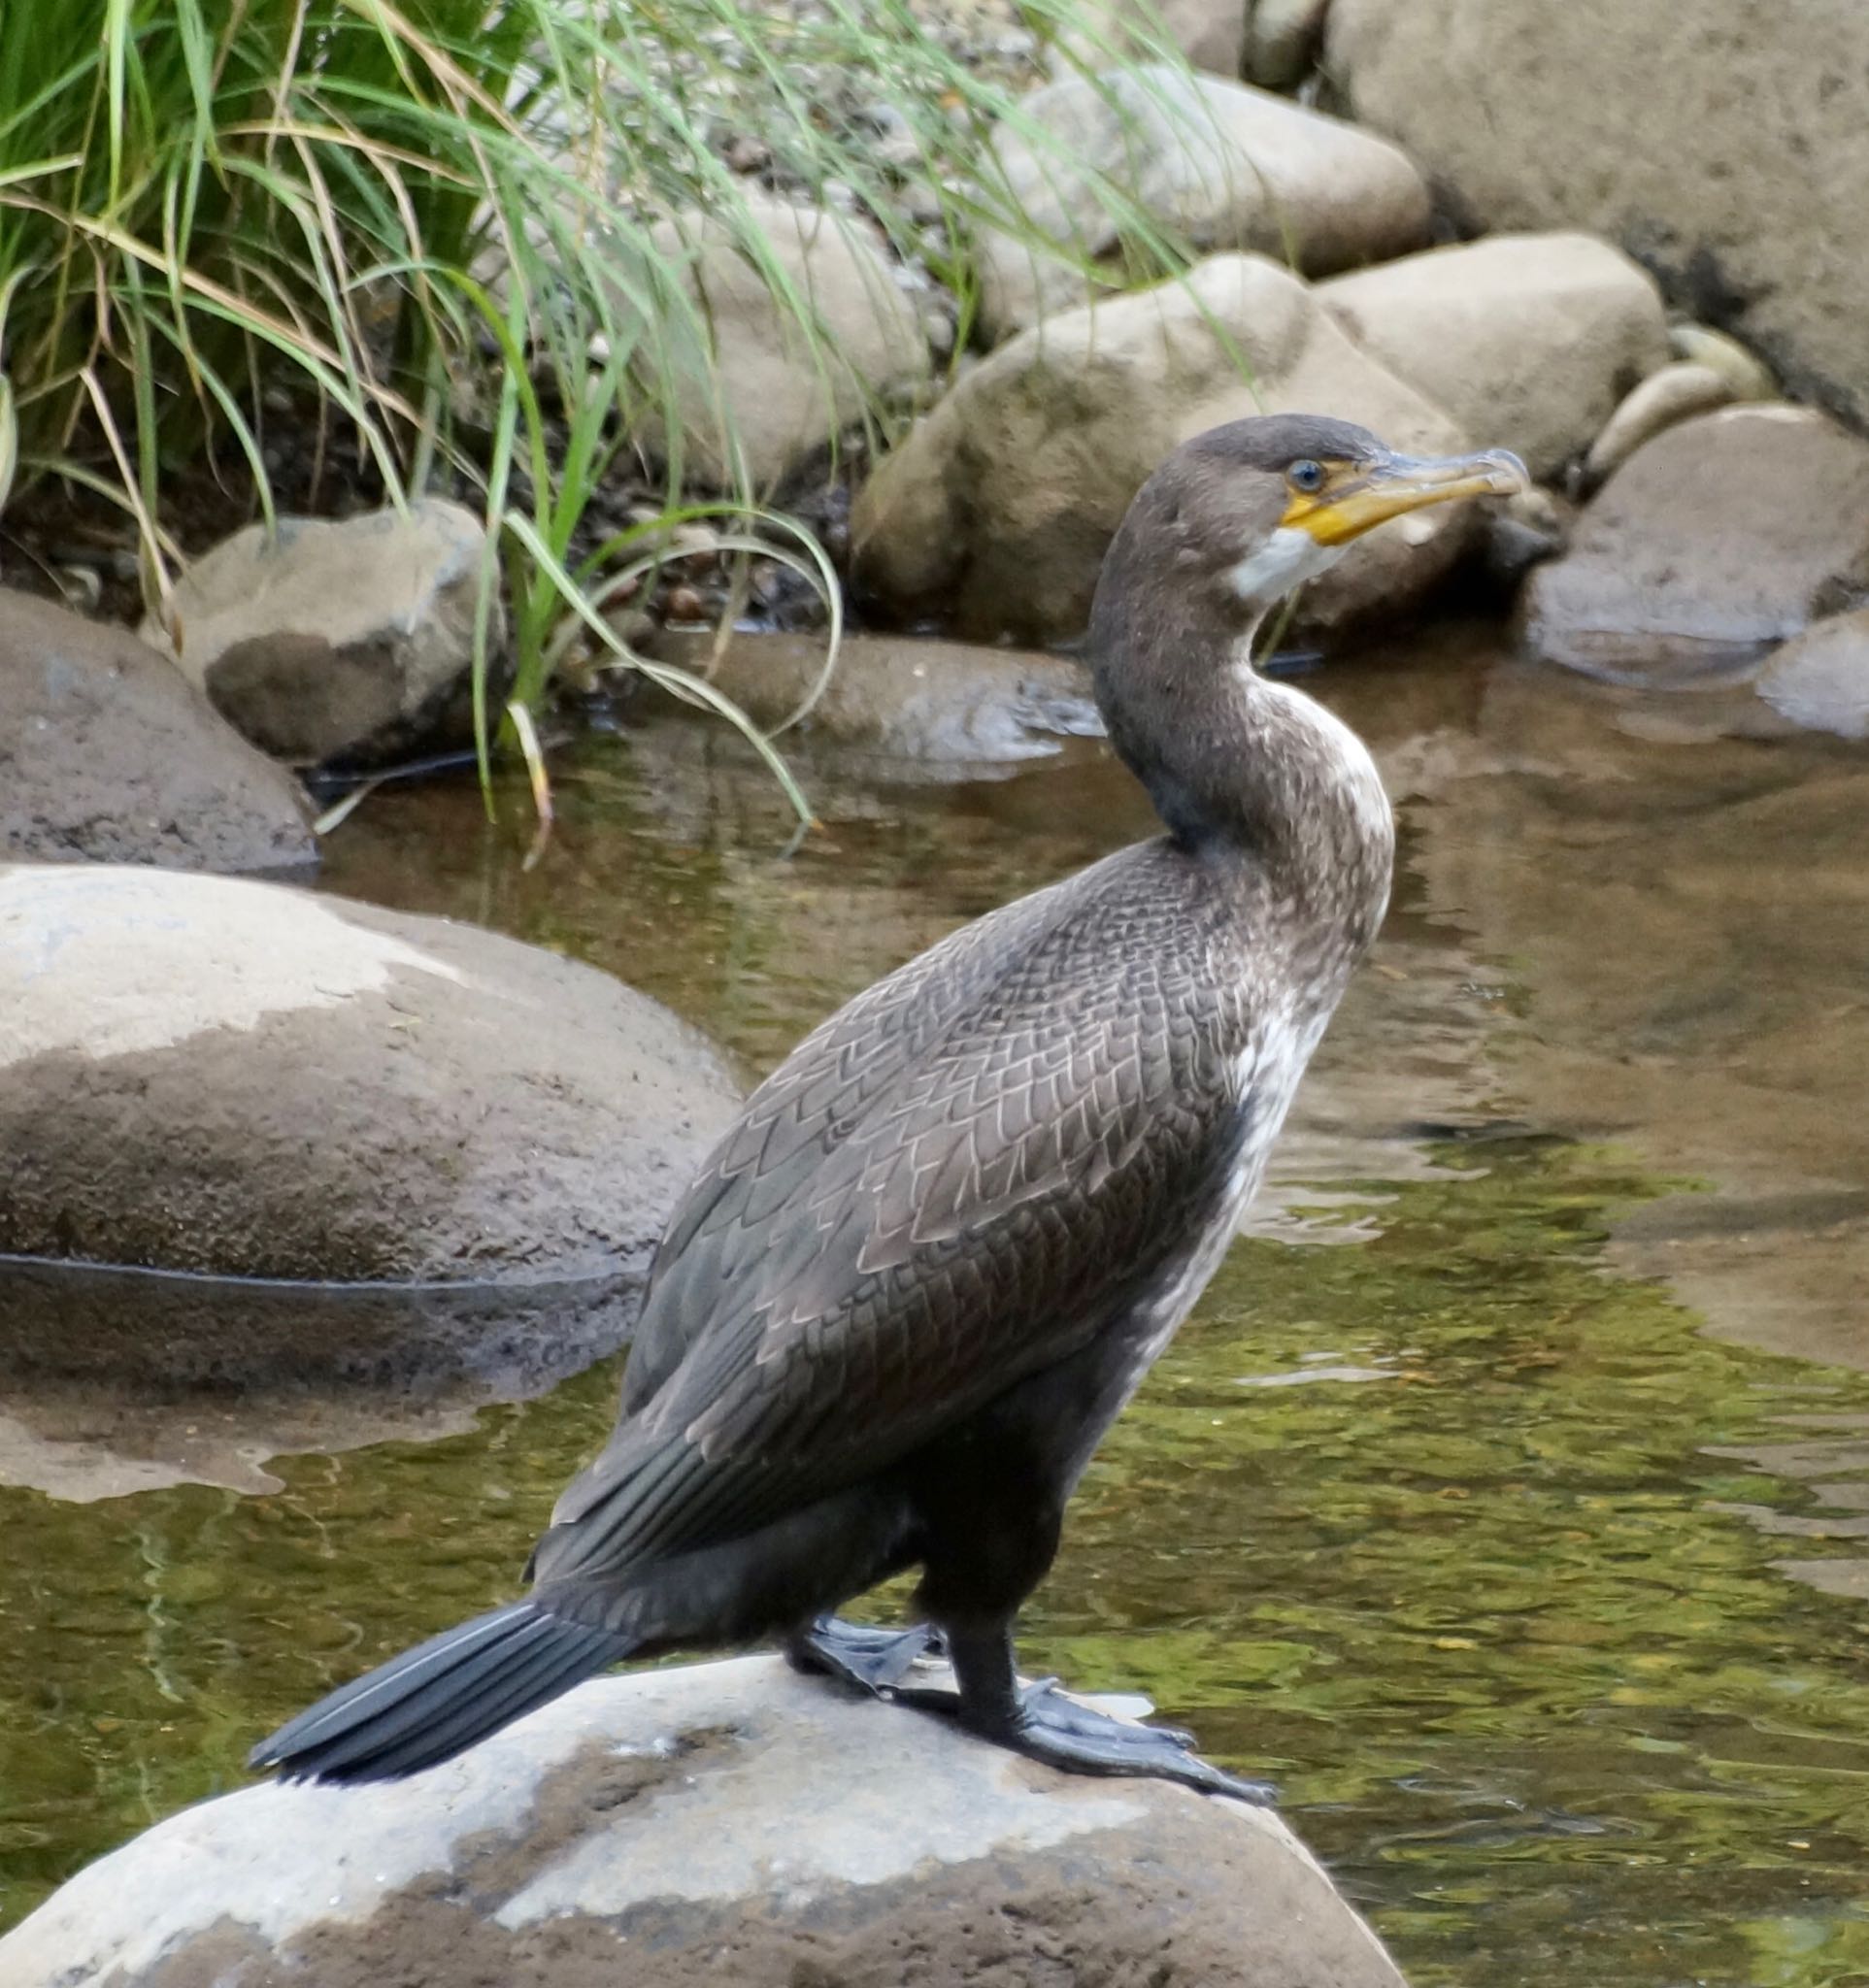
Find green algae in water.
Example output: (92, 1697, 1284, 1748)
(7, 1139, 1869, 1988)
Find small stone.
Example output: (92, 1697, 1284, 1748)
(0, 589, 315, 873)
(1582, 361, 1734, 489)
(1756, 609, 1869, 740)
(1668, 321, 1777, 404)
(722, 132, 771, 175)
(662, 583, 709, 624)
(142, 500, 497, 772)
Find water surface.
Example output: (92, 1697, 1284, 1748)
(4, 627, 1868, 1985)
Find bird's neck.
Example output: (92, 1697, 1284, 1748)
(1091, 603, 1395, 970)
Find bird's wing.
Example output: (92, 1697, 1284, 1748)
(531, 845, 1261, 1586)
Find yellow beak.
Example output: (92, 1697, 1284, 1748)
(1284, 447, 1530, 546)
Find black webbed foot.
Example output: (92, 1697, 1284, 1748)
(896, 1674, 1275, 1805)
(786, 1616, 942, 1695)
(890, 1627, 1277, 1806)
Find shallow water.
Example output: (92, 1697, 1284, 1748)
(5, 627, 1869, 1985)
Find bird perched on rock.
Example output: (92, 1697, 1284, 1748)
(253, 414, 1526, 1799)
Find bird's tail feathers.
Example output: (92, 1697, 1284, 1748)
(249, 1601, 634, 1784)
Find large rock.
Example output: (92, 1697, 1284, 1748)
(1756, 608, 1869, 740)
(853, 252, 1477, 646)
(1325, 0, 1869, 426)
(642, 189, 932, 488)
(144, 499, 493, 771)
(0, 863, 737, 1392)
(0, 589, 315, 873)
(979, 66, 1430, 336)
(1520, 405, 1869, 679)
(646, 630, 1101, 765)
(0, 1655, 1406, 1988)
(1318, 234, 1669, 481)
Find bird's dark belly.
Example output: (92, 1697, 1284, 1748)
(890, 1143, 1252, 1631)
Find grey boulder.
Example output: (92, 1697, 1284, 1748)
(0, 588, 315, 873)
(1520, 406, 1869, 679)
(0, 863, 737, 1393)
(0, 1655, 1406, 1988)
(143, 499, 494, 771)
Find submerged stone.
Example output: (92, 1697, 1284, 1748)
(0, 863, 737, 1395)
(0, 1654, 1406, 1988)
(645, 629, 1102, 766)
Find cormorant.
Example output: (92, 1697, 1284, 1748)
(252, 414, 1526, 1799)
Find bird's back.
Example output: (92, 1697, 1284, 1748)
(530, 837, 1317, 1591)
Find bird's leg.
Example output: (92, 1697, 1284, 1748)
(786, 1615, 942, 1695)
(893, 1625, 1276, 1806)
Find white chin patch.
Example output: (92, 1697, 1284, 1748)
(1227, 525, 1348, 605)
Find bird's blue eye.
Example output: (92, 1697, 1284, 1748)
(1287, 459, 1327, 494)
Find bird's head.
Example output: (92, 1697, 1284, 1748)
(1094, 413, 1529, 639)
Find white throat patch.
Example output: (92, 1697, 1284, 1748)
(1226, 526, 1347, 606)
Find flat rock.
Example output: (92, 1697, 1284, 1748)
(1519, 406, 1869, 679)
(1318, 233, 1670, 481)
(143, 500, 493, 771)
(1756, 608, 1869, 740)
(0, 1655, 1406, 1988)
(1582, 361, 1736, 488)
(640, 189, 932, 488)
(854, 252, 1478, 647)
(0, 863, 737, 1393)
(646, 630, 1100, 764)
(0, 589, 315, 873)
(979, 66, 1430, 336)
(1325, 0, 1869, 426)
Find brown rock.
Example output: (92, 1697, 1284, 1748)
(854, 252, 1477, 646)
(978, 66, 1430, 335)
(0, 863, 737, 1392)
(0, 1655, 1407, 1988)
(0, 589, 315, 873)
(1519, 406, 1869, 679)
(144, 499, 494, 771)
(1326, 0, 1869, 425)
(1318, 233, 1669, 481)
